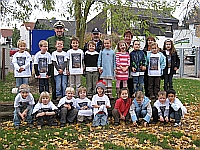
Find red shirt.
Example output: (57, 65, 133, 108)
(114, 98, 132, 117)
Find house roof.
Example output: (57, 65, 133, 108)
(35, 19, 76, 36)
(21, 22, 35, 30)
(0, 29, 13, 37)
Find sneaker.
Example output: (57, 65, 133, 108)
(29, 124, 34, 128)
(174, 122, 181, 127)
(15, 125, 20, 129)
(60, 123, 65, 127)
(114, 122, 119, 126)
(50, 122, 58, 126)
(37, 125, 42, 129)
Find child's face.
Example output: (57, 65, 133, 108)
(120, 90, 128, 100)
(168, 93, 175, 102)
(103, 39, 111, 49)
(133, 41, 140, 50)
(158, 95, 166, 104)
(71, 40, 79, 50)
(40, 44, 48, 53)
(147, 39, 154, 46)
(18, 44, 26, 52)
(66, 91, 74, 100)
(42, 96, 50, 105)
(79, 90, 86, 99)
(136, 97, 143, 104)
(151, 45, 158, 54)
(56, 41, 64, 51)
(88, 44, 95, 52)
(20, 91, 29, 99)
(97, 87, 104, 95)
(165, 42, 171, 50)
(119, 42, 126, 52)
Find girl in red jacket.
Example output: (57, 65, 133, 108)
(112, 88, 132, 126)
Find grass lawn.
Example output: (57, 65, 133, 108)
(0, 74, 200, 149)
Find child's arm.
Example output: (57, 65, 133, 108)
(92, 104, 100, 108)
(52, 61, 60, 71)
(12, 54, 21, 71)
(143, 102, 152, 123)
(23, 53, 32, 70)
(129, 102, 138, 123)
(97, 51, 103, 74)
(34, 64, 40, 77)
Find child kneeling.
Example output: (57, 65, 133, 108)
(32, 91, 58, 128)
(92, 81, 111, 126)
(129, 91, 152, 127)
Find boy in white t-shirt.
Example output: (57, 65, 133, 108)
(66, 37, 84, 96)
(91, 81, 111, 126)
(52, 40, 68, 100)
(146, 42, 166, 101)
(34, 40, 52, 93)
(12, 40, 32, 88)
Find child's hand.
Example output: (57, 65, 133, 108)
(140, 66, 146, 71)
(143, 121, 147, 127)
(83, 106, 88, 109)
(120, 115, 125, 120)
(132, 67, 136, 72)
(66, 70, 70, 75)
(18, 67, 24, 73)
(169, 99, 175, 104)
(174, 67, 178, 71)
(58, 69, 63, 74)
(165, 116, 169, 122)
(36, 112, 45, 117)
(98, 68, 103, 74)
(46, 75, 49, 79)
(133, 121, 137, 126)
(159, 116, 164, 122)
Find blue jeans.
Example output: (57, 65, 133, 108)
(39, 78, 49, 93)
(16, 77, 28, 88)
(54, 74, 68, 98)
(13, 108, 33, 126)
(164, 74, 173, 91)
(133, 75, 144, 93)
(92, 113, 108, 126)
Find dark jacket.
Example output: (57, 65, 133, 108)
(83, 40, 103, 53)
(162, 50, 180, 75)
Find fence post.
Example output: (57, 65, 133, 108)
(179, 48, 184, 78)
(1, 47, 6, 81)
(195, 47, 199, 77)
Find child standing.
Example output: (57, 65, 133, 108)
(115, 40, 130, 96)
(129, 91, 152, 127)
(152, 91, 169, 123)
(13, 84, 35, 129)
(162, 39, 180, 91)
(66, 37, 84, 96)
(52, 40, 68, 100)
(34, 40, 52, 93)
(57, 87, 78, 127)
(146, 42, 166, 100)
(12, 40, 32, 88)
(97, 38, 116, 98)
(130, 40, 147, 94)
(167, 89, 187, 127)
(112, 88, 132, 126)
(75, 86, 93, 123)
(84, 41, 99, 98)
(32, 91, 58, 128)
(91, 81, 111, 126)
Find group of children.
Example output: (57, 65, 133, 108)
(14, 82, 187, 129)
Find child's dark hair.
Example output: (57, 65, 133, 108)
(71, 36, 79, 44)
(163, 39, 177, 54)
(87, 41, 96, 49)
(117, 40, 128, 52)
(143, 36, 156, 51)
(167, 89, 176, 96)
(133, 40, 140, 45)
(119, 87, 129, 97)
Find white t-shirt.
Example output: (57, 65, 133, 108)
(32, 101, 58, 114)
(14, 93, 35, 108)
(91, 94, 111, 116)
(148, 53, 161, 76)
(76, 97, 93, 116)
(57, 97, 76, 108)
(51, 51, 67, 76)
(12, 51, 32, 77)
(33, 51, 52, 78)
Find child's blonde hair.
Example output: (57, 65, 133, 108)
(158, 90, 166, 97)
(117, 40, 128, 52)
(135, 91, 144, 99)
(150, 42, 158, 49)
(39, 91, 50, 103)
(19, 84, 30, 93)
(17, 40, 26, 48)
(65, 87, 75, 94)
(39, 40, 48, 47)
(78, 86, 87, 95)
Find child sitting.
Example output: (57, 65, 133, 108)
(13, 84, 35, 129)
(167, 89, 187, 127)
(129, 91, 152, 127)
(91, 81, 111, 126)
(32, 91, 58, 128)
(57, 87, 78, 127)
(75, 86, 93, 123)
(152, 91, 169, 123)
(112, 88, 132, 126)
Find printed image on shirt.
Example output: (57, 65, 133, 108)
(71, 53, 81, 68)
(150, 57, 159, 70)
(56, 55, 65, 68)
(38, 58, 48, 73)
(17, 57, 26, 66)
(160, 106, 166, 114)
(167, 55, 171, 68)
(78, 102, 88, 108)
(97, 101, 105, 106)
